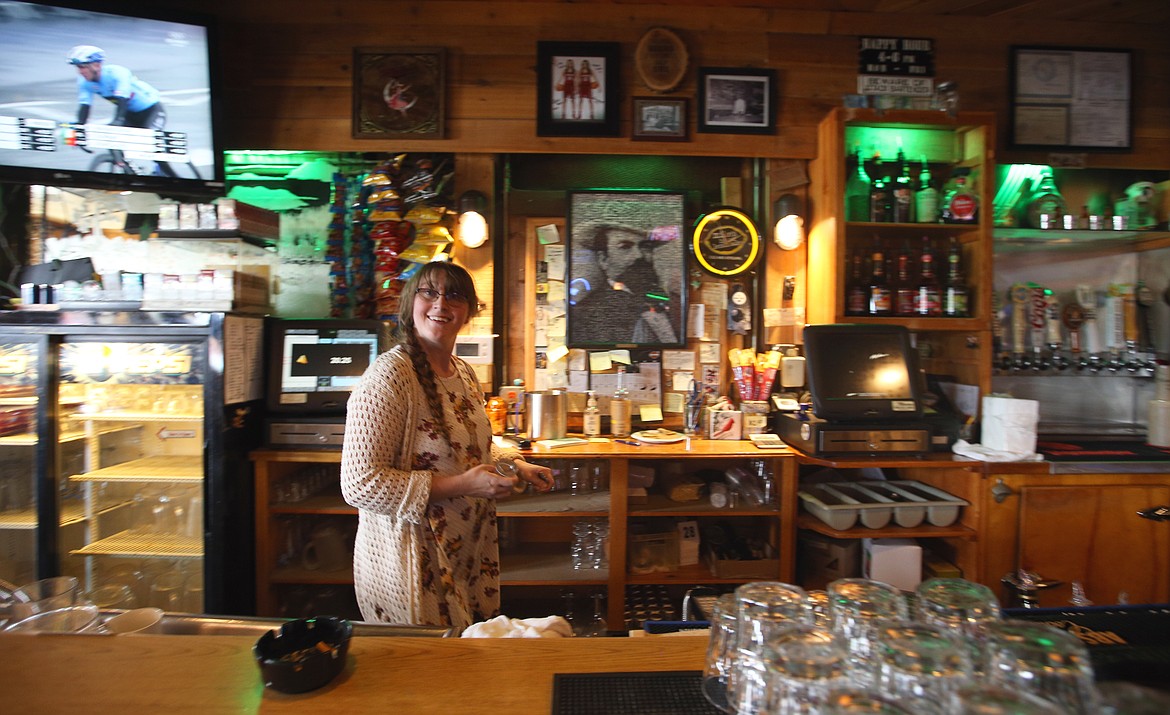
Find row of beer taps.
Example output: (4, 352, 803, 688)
(993, 282, 1159, 375)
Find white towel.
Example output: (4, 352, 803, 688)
(952, 438, 1044, 463)
(460, 614, 573, 638)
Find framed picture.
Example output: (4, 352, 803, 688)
(1009, 46, 1131, 150)
(566, 190, 687, 348)
(697, 67, 776, 135)
(631, 97, 688, 142)
(536, 41, 621, 137)
(352, 47, 445, 139)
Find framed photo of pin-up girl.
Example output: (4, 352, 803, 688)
(536, 41, 621, 137)
(353, 47, 446, 139)
(697, 66, 776, 135)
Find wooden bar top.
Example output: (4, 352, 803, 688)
(2, 633, 707, 714)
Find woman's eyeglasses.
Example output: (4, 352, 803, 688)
(416, 287, 469, 305)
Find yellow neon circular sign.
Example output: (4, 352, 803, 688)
(691, 208, 760, 276)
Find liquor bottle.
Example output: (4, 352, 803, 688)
(845, 248, 869, 316)
(867, 239, 893, 316)
(915, 237, 942, 316)
(1024, 167, 1067, 229)
(943, 236, 969, 318)
(893, 240, 917, 317)
(942, 168, 978, 223)
(892, 144, 915, 223)
(844, 144, 871, 222)
(582, 390, 601, 437)
(915, 157, 940, 223)
(868, 153, 891, 222)
(610, 367, 631, 438)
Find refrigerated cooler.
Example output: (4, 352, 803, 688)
(0, 311, 264, 615)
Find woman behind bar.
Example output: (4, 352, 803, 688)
(342, 262, 553, 631)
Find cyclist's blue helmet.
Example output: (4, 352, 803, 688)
(67, 45, 105, 65)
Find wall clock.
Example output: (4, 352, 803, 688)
(690, 208, 760, 277)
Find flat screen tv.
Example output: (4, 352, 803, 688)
(266, 319, 391, 416)
(803, 323, 924, 423)
(0, 0, 225, 197)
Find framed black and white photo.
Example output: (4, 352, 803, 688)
(566, 190, 687, 348)
(1009, 46, 1132, 150)
(632, 97, 688, 141)
(697, 67, 776, 135)
(536, 41, 621, 137)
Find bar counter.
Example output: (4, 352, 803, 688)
(2, 633, 706, 713)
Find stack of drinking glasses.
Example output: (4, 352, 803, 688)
(703, 577, 1107, 714)
(2, 576, 102, 633)
(570, 518, 608, 570)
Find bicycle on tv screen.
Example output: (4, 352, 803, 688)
(0, 0, 224, 197)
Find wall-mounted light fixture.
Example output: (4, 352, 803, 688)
(772, 193, 805, 251)
(457, 190, 489, 248)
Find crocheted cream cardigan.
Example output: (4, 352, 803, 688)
(340, 345, 517, 627)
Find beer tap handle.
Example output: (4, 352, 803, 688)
(1075, 285, 1102, 357)
(1062, 302, 1085, 369)
(1010, 284, 1030, 367)
(1137, 281, 1155, 353)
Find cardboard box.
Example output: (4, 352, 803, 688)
(704, 548, 780, 579)
(862, 538, 922, 591)
(628, 530, 679, 575)
(798, 532, 860, 591)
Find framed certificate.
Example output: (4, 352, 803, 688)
(1009, 46, 1131, 150)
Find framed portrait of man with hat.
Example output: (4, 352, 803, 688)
(566, 190, 687, 348)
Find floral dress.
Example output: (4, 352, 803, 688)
(341, 345, 514, 631)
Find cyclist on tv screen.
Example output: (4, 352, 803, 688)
(66, 44, 177, 177)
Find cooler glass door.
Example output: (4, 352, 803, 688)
(59, 337, 206, 613)
(0, 338, 46, 587)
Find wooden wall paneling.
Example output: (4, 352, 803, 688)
(209, 1, 1169, 167)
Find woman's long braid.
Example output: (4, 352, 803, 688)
(404, 328, 454, 454)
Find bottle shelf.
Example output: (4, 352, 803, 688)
(847, 221, 981, 231)
(994, 228, 1170, 253)
(498, 490, 610, 515)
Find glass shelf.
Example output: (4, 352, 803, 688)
(994, 228, 1170, 253)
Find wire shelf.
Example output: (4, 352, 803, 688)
(71, 530, 203, 558)
(70, 455, 203, 483)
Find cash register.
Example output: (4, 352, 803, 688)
(777, 324, 933, 456)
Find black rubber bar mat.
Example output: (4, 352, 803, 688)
(551, 670, 724, 715)
(1036, 439, 1170, 462)
(1008, 604, 1170, 691)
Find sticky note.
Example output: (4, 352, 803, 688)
(639, 404, 663, 422)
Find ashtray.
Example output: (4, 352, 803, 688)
(253, 616, 352, 694)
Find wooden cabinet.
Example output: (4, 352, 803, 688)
(808, 108, 996, 401)
(973, 468, 1170, 607)
(251, 449, 356, 618)
(793, 454, 984, 587)
(252, 443, 799, 628)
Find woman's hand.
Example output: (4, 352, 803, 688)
(435, 464, 518, 501)
(514, 459, 555, 493)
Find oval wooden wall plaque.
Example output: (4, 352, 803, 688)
(635, 27, 689, 93)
